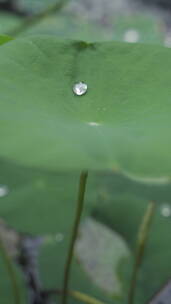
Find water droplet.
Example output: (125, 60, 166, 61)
(0, 185, 9, 197)
(88, 122, 100, 127)
(124, 29, 139, 43)
(55, 233, 64, 242)
(160, 203, 171, 217)
(73, 82, 88, 96)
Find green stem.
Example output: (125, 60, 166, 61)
(8, 0, 68, 36)
(0, 236, 21, 304)
(56, 289, 106, 304)
(69, 290, 106, 304)
(128, 201, 156, 304)
(62, 171, 88, 304)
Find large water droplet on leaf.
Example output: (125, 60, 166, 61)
(73, 82, 88, 96)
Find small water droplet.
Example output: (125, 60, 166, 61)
(0, 185, 9, 197)
(124, 29, 139, 43)
(55, 233, 64, 242)
(88, 122, 100, 127)
(73, 82, 88, 96)
(160, 203, 171, 217)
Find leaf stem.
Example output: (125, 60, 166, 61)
(128, 201, 156, 304)
(0, 236, 21, 304)
(62, 171, 88, 304)
(69, 290, 106, 304)
(8, 0, 68, 36)
(55, 289, 106, 304)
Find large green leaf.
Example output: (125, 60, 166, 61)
(0, 36, 171, 178)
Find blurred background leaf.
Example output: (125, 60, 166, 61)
(0, 0, 167, 44)
(0, 159, 171, 303)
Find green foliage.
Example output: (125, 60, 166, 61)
(0, 37, 171, 179)
(0, 34, 13, 45)
(92, 171, 171, 303)
(0, 160, 171, 304)
(0, 159, 113, 304)
(0, 2, 170, 304)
